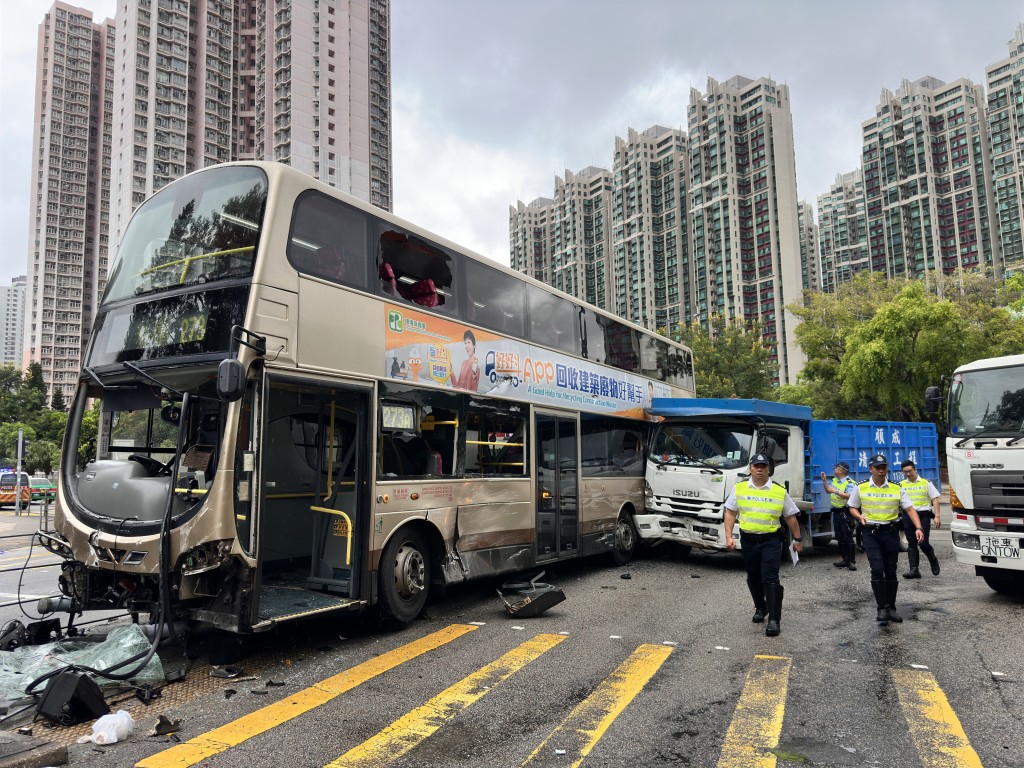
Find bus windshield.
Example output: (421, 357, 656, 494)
(949, 364, 1024, 435)
(103, 166, 267, 303)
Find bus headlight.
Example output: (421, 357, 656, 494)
(951, 532, 980, 550)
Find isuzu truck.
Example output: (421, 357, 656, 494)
(639, 398, 939, 554)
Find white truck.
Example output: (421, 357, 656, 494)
(639, 398, 939, 554)
(926, 354, 1024, 595)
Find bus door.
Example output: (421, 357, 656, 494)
(253, 377, 370, 629)
(535, 410, 579, 561)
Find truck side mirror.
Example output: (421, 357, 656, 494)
(924, 386, 941, 416)
(217, 358, 246, 402)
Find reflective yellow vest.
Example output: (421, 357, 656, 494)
(901, 478, 929, 511)
(830, 476, 854, 508)
(736, 481, 786, 533)
(857, 480, 901, 524)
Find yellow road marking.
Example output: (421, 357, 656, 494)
(716, 654, 792, 768)
(136, 623, 477, 768)
(520, 643, 673, 767)
(326, 633, 567, 768)
(892, 668, 983, 768)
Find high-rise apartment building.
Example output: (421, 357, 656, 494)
(24, 3, 114, 402)
(687, 76, 804, 384)
(510, 128, 687, 332)
(510, 166, 612, 307)
(2, 277, 27, 366)
(611, 126, 688, 330)
(861, 76, 997, 280)
(111, 0, 392, 244)
(26, 0, 391, 403)
(817, 170, 869, 292)
(987, 24, 1024, 272)
(797, 201, 820, 292)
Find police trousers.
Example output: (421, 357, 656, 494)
(740, 530, 784, 587)
(863, 522, 901, 580)
(902, 511, 935, 555)
(832, 506, 854, 546)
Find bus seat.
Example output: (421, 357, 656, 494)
(379, 262, 398, 295)
(410, 278, 439, 308)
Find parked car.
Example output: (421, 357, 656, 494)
(29, 476, 57, 502)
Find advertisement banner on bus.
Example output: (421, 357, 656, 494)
(384, 305, 671, 418)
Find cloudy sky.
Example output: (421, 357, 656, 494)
(1, 1, 1021, 282)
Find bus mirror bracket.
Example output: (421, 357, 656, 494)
(218, 326, 267, 402)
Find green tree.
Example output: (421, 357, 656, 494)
(29, 408, 68, 448)
(839, 283, 977, 420)
(25, 440, 59, 474)
(50, 386, 67, 412)
(668, 315, 777, 399)
(0, 423, 37, 468)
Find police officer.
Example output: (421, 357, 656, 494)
(848, 454, 925, 625)
(899, 459, 941, 578)
(821, 461, 856, 571)
(724, 453, 803, 637)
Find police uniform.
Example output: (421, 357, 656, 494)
(723, 453, 801, 637)
(900, 467, 942, 578)
(847, 454, 920, 625)
(826, 462, 856, 571)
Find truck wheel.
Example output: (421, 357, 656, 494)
(378, 528, 431, 624)
(611, 513, 637, 566)
(982, 572, 1024, 596)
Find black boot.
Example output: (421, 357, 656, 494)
(903, 548, 921, 579)
(885, 579, 903, 623)
(923, 546, 940, 576)
(764, 582, 783, 637)
(871, 580, 888, 625)
(747, 581, 766, 623)
(833, 541, 851, 569)
(845, 542, 857, 571)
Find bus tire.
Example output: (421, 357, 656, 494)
(611, 513, 637, 566)
(379, 527, 431, 624)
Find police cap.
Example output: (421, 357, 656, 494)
(835, 461, 850, 472)
(750, 453, 770, 466)
(868, 454, 888, 467)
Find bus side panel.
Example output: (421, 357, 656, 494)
(297, 278, 385, 378)
(578, 477, 643, 557)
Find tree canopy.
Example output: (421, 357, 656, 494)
(778, 271, 1024, 420)
(666, 315, 777, 399)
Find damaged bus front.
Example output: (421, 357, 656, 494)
(41, 166, 268, 633)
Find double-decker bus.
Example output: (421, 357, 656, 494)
(43, 162, 695, 633)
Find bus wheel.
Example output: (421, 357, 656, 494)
(611, 513, 637, 566)
(379, 528, 431, 624)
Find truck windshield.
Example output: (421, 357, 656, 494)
(949, 365, 1024, 435)
(649, 423, 754, 469)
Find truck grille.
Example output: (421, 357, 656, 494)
(654, 495, 723, 520)
(971, 470, 1024, 517)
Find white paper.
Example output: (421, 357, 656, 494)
(789, 541, 799, 566)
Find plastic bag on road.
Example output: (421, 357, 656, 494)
(77, 709, 134, 744)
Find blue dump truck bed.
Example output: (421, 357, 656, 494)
(807, 419, 941, 513)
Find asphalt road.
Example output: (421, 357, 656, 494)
(3, 513, 1023, 768)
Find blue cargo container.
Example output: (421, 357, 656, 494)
(807, 419, 941, 517)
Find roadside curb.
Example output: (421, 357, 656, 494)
(0, 732, 67, 768)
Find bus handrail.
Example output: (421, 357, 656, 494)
(309, 505, 353, 565)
